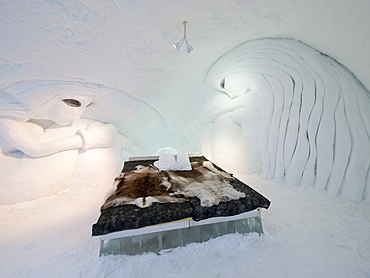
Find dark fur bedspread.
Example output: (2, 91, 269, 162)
(92, 156, 270, 236)
(101, 160, 246, 210)
(100, 166, 189, 210)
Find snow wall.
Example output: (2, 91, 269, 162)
(0, 38, 369, 205)
(190, 38, 370, 202)
(0, 1, 369, 204)
(0, 81, 170, 204)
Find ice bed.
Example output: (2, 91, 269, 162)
(92, 155, 270, 256)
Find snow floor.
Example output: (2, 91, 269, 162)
(1, 175, 370, 278)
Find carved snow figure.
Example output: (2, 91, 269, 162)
(0, 80, 165, 205)
(195, 38, 370, 202)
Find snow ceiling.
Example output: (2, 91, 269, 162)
(0, 0, 369, 204)
(1, 0, 369, 118)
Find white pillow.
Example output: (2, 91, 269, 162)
(153, 153, 191, 171)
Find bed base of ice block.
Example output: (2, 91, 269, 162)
(99, 209, 263, 256)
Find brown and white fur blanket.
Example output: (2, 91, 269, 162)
(101, 161, 246, 210)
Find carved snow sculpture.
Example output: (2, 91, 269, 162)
(195, 38, 370, 202)
(0, 80, 166, 205)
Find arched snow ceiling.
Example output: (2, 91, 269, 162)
(1, 0, 369, 121)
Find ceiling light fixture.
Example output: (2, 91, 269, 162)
(173, 21, 194, 53)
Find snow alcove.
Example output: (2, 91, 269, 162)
(1, 0, 370, 277)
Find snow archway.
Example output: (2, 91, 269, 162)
(196, 38, 370, 202)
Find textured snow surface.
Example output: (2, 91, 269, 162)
(1, 175, 369, 278)
(194, 38, 370, 202)
(1, 0, 369, 120)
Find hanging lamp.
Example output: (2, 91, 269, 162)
(173, 21, 194, 53)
